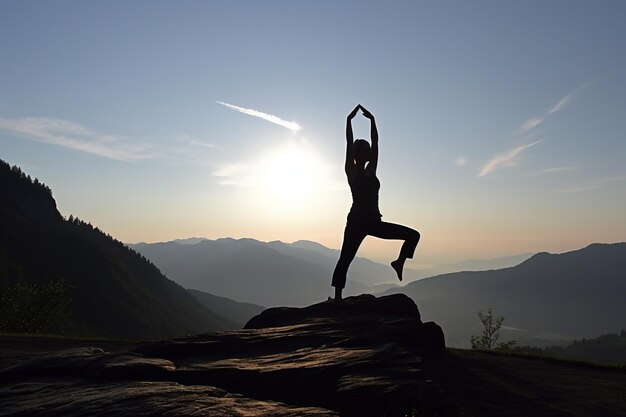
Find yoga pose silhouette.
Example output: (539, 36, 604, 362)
(332, 105, 420, 301)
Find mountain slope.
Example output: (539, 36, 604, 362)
(0, 160, 230, 339)
(384, 243, 626, 347)
(187, 288, 265, 327)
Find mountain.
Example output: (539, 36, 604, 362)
(137, 237, 398, 287)
(436, 252, 533, 273)
(517, 330, 626, 366)
(404, 252, 534, 281)
(131, 238, 386, 307)
(187, 288, 265, 327)
(131, 238, 533, 306)
(367, 282, 401, 294)
(0, 160, 232, 339)
(383, 243, 626, 347)
(171, 237, 209, 245)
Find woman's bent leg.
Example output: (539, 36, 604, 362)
(331, 223, 366, 290)
(370, 221, 420, 259)
(370, 221, 420, 281)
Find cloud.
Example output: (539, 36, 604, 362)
(520, 82, 589, 132)
(187, 139, 215, 148)
(216, 101, 301, 132)
(479, 140, 541, 177)
(557, 175, 626, 193)
(520, 117, 544, 132)
(455, 156, 468, 167)
(174, 133, 215, 149)
(0, 117, 154, 161)
(548, 94, 573, 114)
(212, 163, 254, 187)
(549, 82, 588, 114)
(528, 166, 578, 176)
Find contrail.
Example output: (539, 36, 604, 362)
(216, 101, 301, 132)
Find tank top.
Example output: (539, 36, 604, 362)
(348, 168, 382, 221)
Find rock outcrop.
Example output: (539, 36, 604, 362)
(0, 294, 445, 416)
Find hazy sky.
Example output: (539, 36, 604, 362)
(2, 1, 626, 266)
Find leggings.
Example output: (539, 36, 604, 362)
(331, 217, 420, 289)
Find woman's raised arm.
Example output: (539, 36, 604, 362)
(360, 106, 378, 174)
(345, 105, 360, 176)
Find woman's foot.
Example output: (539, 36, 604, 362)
(391, 258, 406, 281)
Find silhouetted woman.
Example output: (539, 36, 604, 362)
(332, 104, 420, 301)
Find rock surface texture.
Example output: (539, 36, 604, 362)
(0, 294, 445, 416)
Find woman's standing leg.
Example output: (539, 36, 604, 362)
(331, 222, 366, 299)
(370, 221, 420, 281)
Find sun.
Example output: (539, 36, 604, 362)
(259, 142, 321, 204)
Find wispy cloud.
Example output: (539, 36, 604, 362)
(557, 175, 626, 193)
(549, 82, 588, 114)
(520, 82, 589, 132)
(520, 117, 544, 132)
(0, 117, 154, 161)
(188, 139, 216, 148)
(548, 94, 574, 114)
(528, 166, 578, 177)
(212, 163, 254, 187)
(479, 140, 541, 177)
(174, 133, 216, 149)
(216, 101, 301, 132)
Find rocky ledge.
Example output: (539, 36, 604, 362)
(0, 294, 445, 416)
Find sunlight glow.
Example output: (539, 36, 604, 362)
(259, 142, 320, 204)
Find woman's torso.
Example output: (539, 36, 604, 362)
(348, 167, 381, 221)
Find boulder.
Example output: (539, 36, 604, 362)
(245, 293, 421, 328)
(245, 293, 444, 355)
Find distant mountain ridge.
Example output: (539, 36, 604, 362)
(131, 238, 538, 307)
(0, 160, 235, 339)
(437, 252, 533, 272)
(384, 242, 626, 347)
(134, 237, 394, 286)
(131, 238, 374, 307)
(129, 238, 410, 306)
(405, 252, 534, 280)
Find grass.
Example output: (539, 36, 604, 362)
(447, 347, 626, 371)
(428, 347, 626, 417)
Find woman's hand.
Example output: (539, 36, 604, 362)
(360, 105, 375, 120)
(347, 104, 361, 120)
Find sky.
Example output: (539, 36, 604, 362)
(1, 1, 626, 266)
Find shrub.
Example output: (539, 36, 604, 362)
(471, 307, 517, 351)
(0, 278, 74, 334)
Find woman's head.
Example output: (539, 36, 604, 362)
(353, 139, 371, 165)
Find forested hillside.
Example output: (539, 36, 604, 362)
(0, 160, 230, 339)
